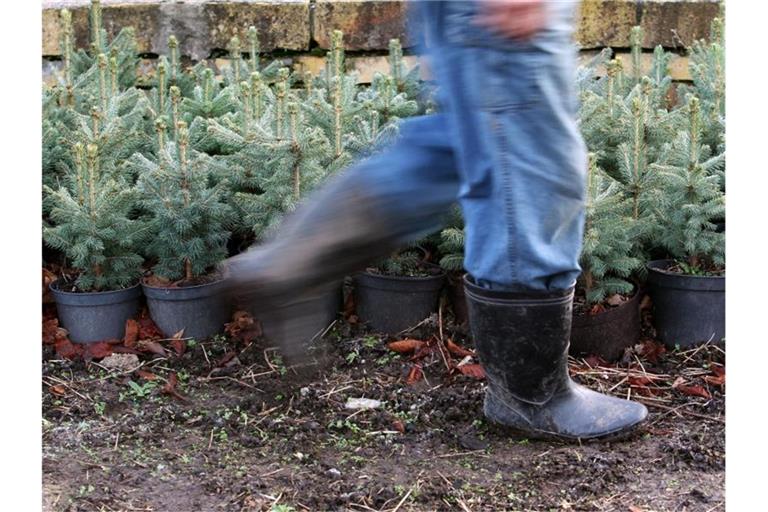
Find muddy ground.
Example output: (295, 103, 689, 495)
(42, 311, 725, 512)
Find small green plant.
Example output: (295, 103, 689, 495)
(126, 380, 157, 399)
(93, 401, 106, 416)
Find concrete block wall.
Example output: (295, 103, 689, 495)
(42, 0, 723, 84)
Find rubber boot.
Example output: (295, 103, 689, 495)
(221, 171, 435, 358)
(464, 275, 648, 441)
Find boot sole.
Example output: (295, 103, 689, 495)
(487, 419, 647, 444)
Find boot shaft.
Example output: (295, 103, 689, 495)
(464, 275, 574, 405)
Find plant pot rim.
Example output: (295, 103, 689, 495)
(646, 259, 725, 279)
(573, 286, 642, 327)
(357, 269, 446, 281)
(50, 279, 141, 296)
(140, 275, 225, 291)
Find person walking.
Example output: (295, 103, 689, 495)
(224, 0, 648, 441)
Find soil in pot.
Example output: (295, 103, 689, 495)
(570, 287, 642, 362)
(354, 270, 445, 335)
(50, 279, 142, 343)
(646, 259, 725, 348)
(141, 274, 232, 340)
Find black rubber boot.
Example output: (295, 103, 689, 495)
(221, 171, 439, 358)
(464, 275, 648, 441)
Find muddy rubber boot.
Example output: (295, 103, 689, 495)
(221, 171, 436, 358)
(464, 275, 648, 441)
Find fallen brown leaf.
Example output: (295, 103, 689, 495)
(83, 342, 113, 361)
(215, 351, 238, 368)
(137, 339, 166, 356)
(42, 318, 61, 345)
(583, 355, 610, 368)
(161, 372, 188, 401)
(124, 319, 140, 347)
(588, 303, 606, 316)
(605, 294, 624, 307)
(457, 364, 486, 380)
(49, 384, 67, 396)
(136, 370, 159, 381)
(225, 311, 262, 344)
(343, 293, 356, 320)
(406, 365, 423, 385)
(703, 375, 725, 387)
(143, 274, 174, 288)
(170, 338, 186, 357)
(392, 420, 405, 433)
(137, 311, 163, 340)
(636, 339, 666, 363)
(445, 338, 474, 358)
(388, 339, 425, 354)
(676, 384, 712, 400)
(55, 338, 83, 360)
(43, 268, 57, 304)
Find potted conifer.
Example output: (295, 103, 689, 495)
(44, 142, 147, 343)
(646, 96, 725, 348)
(133, 119, 234, 338)
(570, 156, 643, 361)
(437, 206, 468, 325)
(354, 246, 445, 334)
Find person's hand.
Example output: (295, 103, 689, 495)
(474, 0, 548, 41)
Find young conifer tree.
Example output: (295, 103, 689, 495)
(437, 206, 466, 273)
(132, 119, 233, 282)
(688, 17, 725, 163)
(650, 96, 725, 272)
(180, 67, 240, 153)
(209, 91, 334, 238)
(63, 54, 151, 180)
(58, 1, 139, 107)
(579, 155, 642, 305)
(43, 141, 148, 291)
(387, 38, 422, 101)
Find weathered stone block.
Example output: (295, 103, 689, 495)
(203, 0, 310, 56)
(639, 0, 722, 48)
(580, 49, 691, 80)
(575, 0, 638, 49)
(313, 0, 410, 50)
(43, 2, 161, 56)
(43, 1, 310, 60)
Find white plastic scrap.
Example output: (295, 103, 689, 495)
(344, 398, 382, 410)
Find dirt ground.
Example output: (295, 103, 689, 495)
(42, 308, 725, 512)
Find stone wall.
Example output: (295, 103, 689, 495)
(42, 0, 723, 84)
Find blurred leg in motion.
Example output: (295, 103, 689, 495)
(224, 0, 648, 439)
(224, 114, 462, 358)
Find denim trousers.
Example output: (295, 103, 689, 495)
(344, 0, 587, 292)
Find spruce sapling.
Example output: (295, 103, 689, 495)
(579, 155, 642, 306)
(134, 120, 233, 282)
(43, 142, 147, 292)
(649, 96, 725, 273)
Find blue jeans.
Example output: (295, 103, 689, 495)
(347, 0, 587, 291)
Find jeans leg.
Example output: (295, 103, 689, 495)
(426, 0, 587, 292)
(225, 114, 460, 299)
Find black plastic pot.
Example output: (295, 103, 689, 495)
(570, 288, 642, 361)
(260, 284, 342, 345)
(354, 271, 445, 334)
(50, 280, 141, 343)
(142, 278, 232, 339)
(646, 259, 725, 348)
(446, 273, 468, 326)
